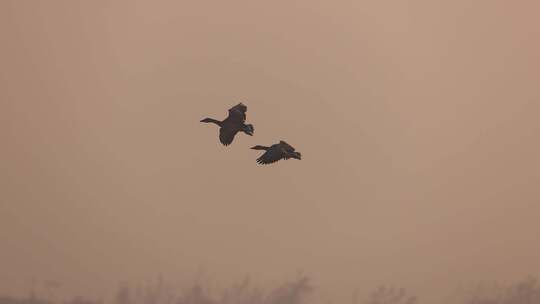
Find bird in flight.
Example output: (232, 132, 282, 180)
(200, 103, 254, 146)
(251, 140, 302, 165)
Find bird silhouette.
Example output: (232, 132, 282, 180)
(200, 103, 254, 146)
(251, 141, 302, 165)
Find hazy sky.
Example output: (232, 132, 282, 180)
(1, 0, 539, 302)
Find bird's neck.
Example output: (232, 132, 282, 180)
(202, 118, 222, 126)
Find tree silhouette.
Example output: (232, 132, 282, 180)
(364, 286, 417, 304)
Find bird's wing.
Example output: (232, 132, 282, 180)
(219, 126, 238, 146)
(279, 140, 296, 152)
(227, 103, 247, 123)
(256, 145, 285, 164)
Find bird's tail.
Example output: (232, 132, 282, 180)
(251, 145, 269, 151)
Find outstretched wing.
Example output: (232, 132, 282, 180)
(227, 103, 247, 123)
(279, 140, 296, 152)
(256, 145, 285, 165)
(219, 127, 238, 146)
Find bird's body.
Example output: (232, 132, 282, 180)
(200, 103, 254, 145)
(251, 141, 302, 165)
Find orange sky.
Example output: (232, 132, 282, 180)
(1, 1, 539, 303)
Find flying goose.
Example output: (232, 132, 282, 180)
(200, 103, 254, 146)
(251, 140, 302, 165)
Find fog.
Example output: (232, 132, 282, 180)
(1, 1, 539, 303)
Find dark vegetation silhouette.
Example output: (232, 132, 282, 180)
(112, 275, 313, 304)
(452, 276, 540, 304)
(362, 286, 417, 304)
(3, 276, 540, 304)
(0, 296, 51, 304)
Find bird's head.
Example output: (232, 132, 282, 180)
(243, 124, 254, 136)
(291, 151, 302, 160)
